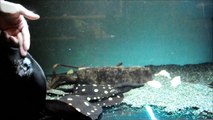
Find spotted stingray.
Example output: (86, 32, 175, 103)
(46, 82, 137, 120)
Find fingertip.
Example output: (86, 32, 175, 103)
(26, 11, 40, 20)
(23, 42, 30, 51)
(18, 4, 40, 20)
(20, 46, 27, 56)
(24, 11, 40, 20)
(34, 13, 40, 19)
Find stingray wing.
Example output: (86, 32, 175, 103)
(59, 94, 103, 120)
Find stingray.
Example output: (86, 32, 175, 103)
(45, 83, 136, 120)
(0, 32, 47, 120)
(0, 32, 142, 120)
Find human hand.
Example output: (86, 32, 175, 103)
(0, 0, 40, 56)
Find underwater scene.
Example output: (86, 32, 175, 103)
(1, 0, 213, 120)
(44, 63, 213, 120)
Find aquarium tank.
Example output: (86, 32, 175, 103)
(9, 0, 213, 120)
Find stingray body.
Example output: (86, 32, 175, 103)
(0, 32, 47, 119)
(71, 84, 126, 110)
(0, 32, 142, 120)
(46, 82, 142, 120)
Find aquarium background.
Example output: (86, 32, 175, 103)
(12, 0, 213, 74)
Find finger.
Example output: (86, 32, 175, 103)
(0, 1, 40, 20)
(0, 1, 19, 14)
(20, 16, 30, 51)
(17, 32, 27, 56)
(9, 36, 19, 44)
(17, 4, 40, 20)
(3, 31, 19, 44)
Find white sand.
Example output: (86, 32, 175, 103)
(122, 76, 213, 115)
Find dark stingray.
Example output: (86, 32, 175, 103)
(50, 81, 144, 119)
(0, 32, 143, 120)
(45, 83, 138, 120)
(0, 32, 47, 120)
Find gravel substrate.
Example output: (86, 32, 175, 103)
(45, 62, 213, 119)
(122, 63, 213, 117)
(145, 62, 213, 85)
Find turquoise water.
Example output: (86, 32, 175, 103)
(101, 104, 212, 120)
(26, 0, 213, 74)
(7, 1, 213, 119)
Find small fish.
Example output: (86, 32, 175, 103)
(116, 62, 123, 67)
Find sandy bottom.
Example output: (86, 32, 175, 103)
(45, 62, 213, 120)
(121, 62, 213, 119)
